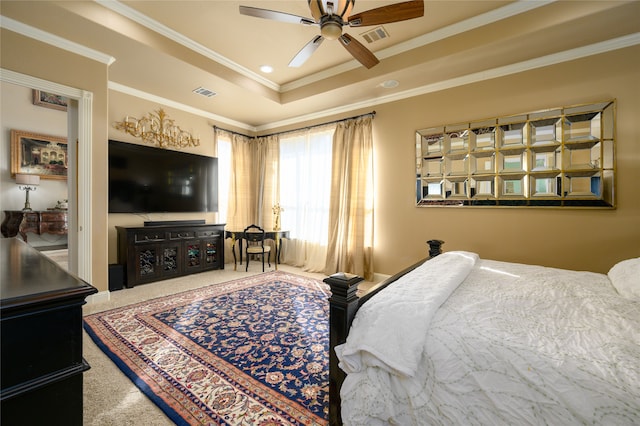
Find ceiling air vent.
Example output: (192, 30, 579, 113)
(360, 26, 389, 44)
(192, 87, 217, 98)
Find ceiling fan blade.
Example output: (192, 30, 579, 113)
(289, 35, 325, 67)
(348, 0, 424, 27)
(239, 6, 316, 26)
(339, 34, 379, 69)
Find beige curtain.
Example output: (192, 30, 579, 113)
(253, 135, 280, 230)
(217, 128, 280, 264)
(324, 116, 374, 280)
(218, 130, 253, 231)
(215, 129, 250, 264)
(222, 132, 279, 230)
(253, 135, 280, 261)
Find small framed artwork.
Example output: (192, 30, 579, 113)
(32, 89, 68, 111)
(11, 129, 68, 180)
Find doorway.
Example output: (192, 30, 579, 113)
(1, 69, 93, 282)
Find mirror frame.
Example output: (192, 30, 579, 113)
(415, 100, 616, 208)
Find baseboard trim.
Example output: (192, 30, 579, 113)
(85, 291, 110, 305)
(36, 244, 69, 251)
(372, 272, 391, 283)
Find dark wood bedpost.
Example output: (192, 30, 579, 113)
(324, 272, 363, 426)
(325, 240, 444, 424)
(427, 239, 444, 258)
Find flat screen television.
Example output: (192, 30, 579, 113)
(108, 140, 218, 213)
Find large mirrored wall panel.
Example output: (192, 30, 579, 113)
(415, 101, 616, 208)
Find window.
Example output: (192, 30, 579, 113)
(279, 128, 334, 245)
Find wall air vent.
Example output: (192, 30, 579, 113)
(192, 87, 217, 98)
(361, 26, 389, 44)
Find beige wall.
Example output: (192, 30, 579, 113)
(1, 29, 109, 291)
(3, 28, 638, 293)
(369, 46, 640, 274)
(106, 90, 234, 264)
(259, 46, 640, 275)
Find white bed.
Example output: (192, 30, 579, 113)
(335, 252, 640, 425)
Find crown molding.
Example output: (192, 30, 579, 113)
(4, 23, 636, 134)
(0, 15, 115, 65)
(383, 0, 555, 58)
(95, 0, 554, 94)
(108, 81, 257, 132)
(96, 0, 279, 92)
(0, 68, 85, 98)
(258, 33, 640, 132)
(280, 0, 555, 92)
(108, 32, 639, 133)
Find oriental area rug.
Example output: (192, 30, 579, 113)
(83, 271, 330, 425)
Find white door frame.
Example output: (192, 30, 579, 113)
(1, 68, 93, 283)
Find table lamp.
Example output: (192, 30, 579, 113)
(16, 174, 40, 211)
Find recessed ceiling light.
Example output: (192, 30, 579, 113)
(260, 65, 273, 73)
(380, 79, 399, 89)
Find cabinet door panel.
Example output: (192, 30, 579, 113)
(161, 243, 183, 277)
(203, 238, 220, 270)
(184, 242, 203, 271)
(134, 245, 159, 283)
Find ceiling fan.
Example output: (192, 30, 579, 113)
(239, 0, 424, 69)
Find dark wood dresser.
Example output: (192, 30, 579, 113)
(0, 238, 97, 425)
(1, 210, 68, 242)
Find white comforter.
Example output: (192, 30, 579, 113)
(336, 252, 640, 425)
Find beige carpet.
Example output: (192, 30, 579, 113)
(79, 258, 376, 425)
(41, 248, 69, 271)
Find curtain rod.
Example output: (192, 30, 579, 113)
(259, 111, 376, 139)
(214, 111, 376, 140)
(213, 126, 252, 139)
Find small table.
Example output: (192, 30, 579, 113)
(1, 210, 68, 242)
(225, 229, 289, 271)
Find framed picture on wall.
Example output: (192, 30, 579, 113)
(32, 89, 68, 111)
(11, 129, 68, 180)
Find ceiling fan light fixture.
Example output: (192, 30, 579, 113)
(241, 1, 424, 69)
(321, 21, 343, 40)
(308, 0, 355, 20)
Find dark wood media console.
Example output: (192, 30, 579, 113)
(116, 222, 225, 287)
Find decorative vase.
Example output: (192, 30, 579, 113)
(272, 203, 283, 231)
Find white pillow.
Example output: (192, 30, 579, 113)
(608, 257, 640, 300)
